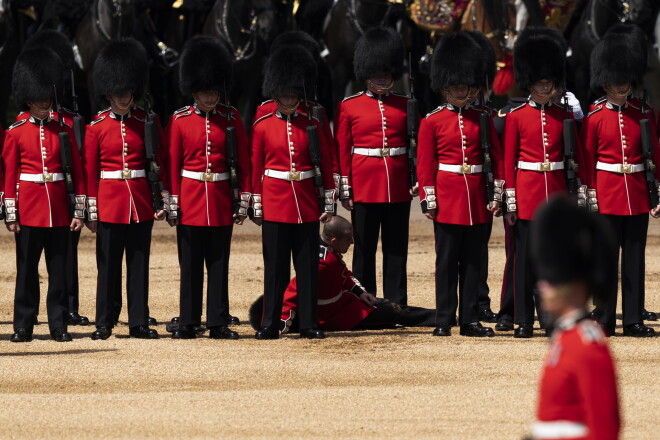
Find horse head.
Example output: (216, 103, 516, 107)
(98, 0, 137, 40)
(251, 0, 287, 46)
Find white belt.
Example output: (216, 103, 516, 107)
(100, 169, 146, 179)
(532, 421, 588, 439)
(596, 161, 645, 174)
(518, 161, 564, 172)
(264, 169, 314, 181)
(352, 147, 407, 157)
(19, 172, 64, 183)
(181, 169, 229, 182)
(317, 292, 343, 306)
(438, 163, 483, 174)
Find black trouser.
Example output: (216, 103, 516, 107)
(497, 218, 515, 321)
(14, 226, 69, 332)
(433, 222, 490, 326)
(478, 220, 493, 310)
(95, 220, 153, 329)
(600, 214, 648, 328)
(261, 221, 319, 331)
(512, 219, 545, 326)
(177, 224, 233, 328)
(351, 201, 410, 305)
(66, 229, 81, 314)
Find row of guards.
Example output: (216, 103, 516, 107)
(0, 22, 658, 346)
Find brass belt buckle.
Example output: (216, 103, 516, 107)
(622, 164, 631, 174)
(203, 172, 214, 181)
(122, 169, 131, 179)
(540, 162, 551, 172)
(43, 173, 53, 182)
(381, 148, 391, 157)
(461, 164, 471, 174)
(289, 171, 301, 181)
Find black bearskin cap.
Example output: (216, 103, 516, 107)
(353, 27, 404, 82)
(249, 295, 264, 330)
(179, 36, 233, 96)
(262, 44, 317, 98)
(271, 30, 321, 61)
(513, 27, 566, 90)
(93, 38, 148, 100)
(431, 32, 483, 92)
(12, 47, 64, 111)
(23, 29, 75, 71)
(590, 24, 647, 92)
(531, 197, 617, 305)
(464, 31, 497, 89)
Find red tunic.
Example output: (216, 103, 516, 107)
(417, 103, 503, 225)
(167, 104, 251, 227)
(250, 110, 335, 223)
(83, 107, 166, 224)
(252, 100, 339, 178)
(503, 100, 580, 221)
(535, 313, 620, 440)
(334, 91, 412, 203)
(2, 115, 85, 227)
(281, 241, 374, 330)
(580, 99, 660, 216)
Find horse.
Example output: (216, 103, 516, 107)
(204, 0, 292, 126)
(567, 0, 659, 110)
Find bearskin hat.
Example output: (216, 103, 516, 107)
(12, 47, 64, 111)
(271, 30, 321, 61)
(179, 36, 233, 96)
(262, 44, 317, 98)
(23, 29, 75, 71)
(513, 27, 566, 90)
(464, 31, 496, 89)
(590, 24, 647, 92)
(249, 295, 264, 330)
(92, 38, 148, 100)
(431, 32, 483, 92)
(531, 197, 616, 305)
(353, 27, 404, 82)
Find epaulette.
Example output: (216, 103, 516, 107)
(592, 96, 606, 105)
(173, 106, 190, 114)
(7, 120, 26, 130)
(174, 110, 193, 119)
(89, 116, 105, 125)
(390, 92, 408, 98)
(425, 106, 444, 118)
(253, 112, 273, 126)
(587, 105, 603, 117)
(578, 319, 606, 344)
(342, 91, 364, 102)
(260, 99, 274, 106)
(319, 244, 328, 260)
(97, 107, 110, 115)
(508, 103, 526, 113)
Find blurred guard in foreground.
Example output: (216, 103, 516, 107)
(166, 36, 250, 340)
(4, 47, 86, 342)
(529, 197, 620, 440)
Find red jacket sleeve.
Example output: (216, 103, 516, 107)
(167, 116, 182, 198)
(2, 130, 18, 200)
(334, 102, 354, 189)
(503, 113, 520, 191)
(281, 278, 298, 323)
(233, 110, 251, 195)
(250, 122, 265, 198)
(416, 116, 437, 204)
(83, 124, 100, 199)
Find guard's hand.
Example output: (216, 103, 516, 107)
(651, 205, 660, 218)
(488, 201, 502, 217)
(252, 217, 263, 226)
(359, 292, 377, 306)
(154, 210, 167, 221)
(85, 221, 98, 233)
(320, 212, 334, 223)
(167, 218, 178, 227)
(6, 221, 20, 233)
(409, 183, 419, 197)
(505, 211, 518, 225)
(70, 218, 83, 231)
(424, 208, 436, 221)
(233, 213, 247, 225)
(341, 198, 354, 211)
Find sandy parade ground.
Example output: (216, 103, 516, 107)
(0, 207, 657, 440)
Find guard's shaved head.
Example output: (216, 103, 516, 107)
(322, 215, 352, 240)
